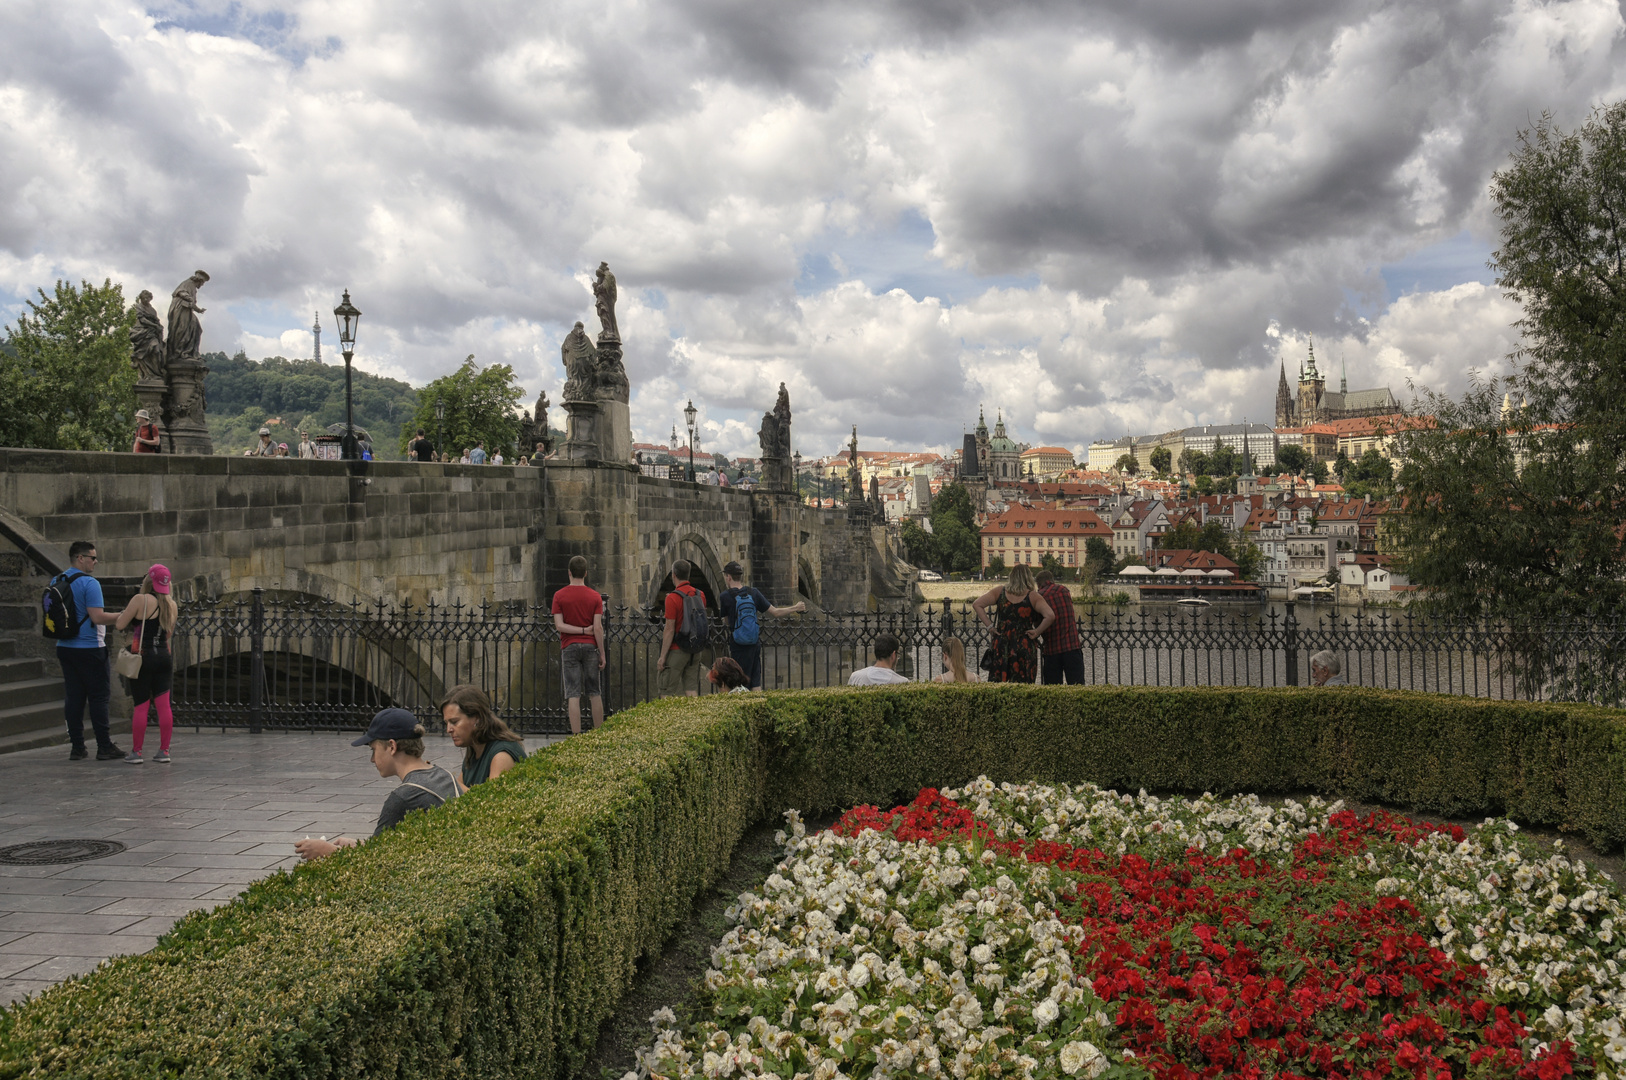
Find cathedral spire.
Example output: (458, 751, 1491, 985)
(1305, 334, 1319, 379)
(1340, 352, 1347, 395)
(1275, 361, 1294, 427)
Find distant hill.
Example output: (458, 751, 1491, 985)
(203, 351, 419, 457)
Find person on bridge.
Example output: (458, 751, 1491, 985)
(848, 633, 910, 686)
(440, 684, 528, 789)
(657, 560, 707, 698)
(718, 560, 806, 691)
(1035, 570, 1085, 685)
(294, 709, 459, 861)
(132, 410, 160, 454)
(552, 556, 607, 732)
(50, 542, 124, 760)
(114, 564, 177, 764)
(1310, 650, 1348, 686)
(410, 429, 434, 463)
(470, 442, 487, 465)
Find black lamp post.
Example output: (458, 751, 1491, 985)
(684, 399, 697, 482)
(333, 290, 361, 459)
(793, 449, 801, 500)
(435, 397, 446, 462)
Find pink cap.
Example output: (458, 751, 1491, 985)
(148, 564, 172, 594)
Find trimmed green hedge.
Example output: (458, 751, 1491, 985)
(3, 686, 1624, 1078)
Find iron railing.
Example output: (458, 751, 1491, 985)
(167, 590, 1626, 734)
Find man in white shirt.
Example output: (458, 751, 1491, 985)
(848, 633, 911, 686)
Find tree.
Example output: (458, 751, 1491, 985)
(1157, 519, 1236, 560)
(1233, 540, 1263, 582)
(403, 355, 524, 457)
(1039, 552, 1067, 579)
(1332, 451, 1353, 480)
(1113, 453, 1139, 475)
(1388, 102, 1626, 698)
(1193, 475, 1214, 495)
(927, 482, 982, 573)
(0, 279, 137, 451)
(1148, 446, 1172, 475)
(1179, 448, 1209, 476)
(1341, 449, 1395, 499)
(986, 554, 1007, 578)
(1311, 459, 1331, 484)
(900, 518, 936, 569)
(1276, 443, 1311, 476)
(1084, 536, 1114, 576)
(1208, 444, 1239, 477)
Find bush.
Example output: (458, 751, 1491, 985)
(4, 686, 1626, 1077)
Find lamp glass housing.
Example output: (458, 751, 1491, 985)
(683, 400, 697, 430)
(333, 290, 361, 359)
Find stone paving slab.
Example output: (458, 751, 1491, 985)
(0, 728, 561, 1007)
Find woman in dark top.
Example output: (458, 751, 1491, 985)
(114, 564, 178, 763)
(441, 684, 528, 791)
(971, 564, 1056, 684)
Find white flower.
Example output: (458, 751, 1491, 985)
(1059, 1040, 1108, 1078)
(1033, 998, 1060, 1029)
(970, 944, 994, 965)
(1544, 1004, 1567, 1029)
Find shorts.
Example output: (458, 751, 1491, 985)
(1040, 649, 1086, 686)
(130, 652, 174, 705)
(659, 646, 697, 696)
(730, 642, 762, 690)
(561, 642, 601, 700)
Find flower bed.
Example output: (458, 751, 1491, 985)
(627, 780, 1626, 1080)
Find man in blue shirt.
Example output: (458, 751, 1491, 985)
(469, 442, 487, 465)
(54, 542, 124, 760)
(717, 560, 806, 691)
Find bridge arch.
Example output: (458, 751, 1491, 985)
(647, 530, 729, 615)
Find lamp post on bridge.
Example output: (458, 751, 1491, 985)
(793, 449, 801, 501)
(333, 290, 362, 460)
(435, 397, 446, 462)
(684, 398, 697, 482)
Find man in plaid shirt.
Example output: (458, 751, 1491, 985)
(1036, 570, 1085, 684)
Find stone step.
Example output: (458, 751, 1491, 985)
(0, 699, 64, 739)
(0, 655, 44, 682)
(0, 676, 61, 708)
(0, 717, 132, 756)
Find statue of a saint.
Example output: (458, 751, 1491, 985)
(593, 262, 619, 341)
(164, 271, 209, 365)
(129, 290, 166, 381)
(534, 390, 551, 451)
(757, 383, 792, 459)
(561, 322, 599, 401)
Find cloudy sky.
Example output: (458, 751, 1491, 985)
(3, 0, 1624, 458)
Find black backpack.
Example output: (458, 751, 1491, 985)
(42, 571, 86, 640)
(673, 586, 709, 652)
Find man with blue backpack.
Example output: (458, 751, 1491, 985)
(718, 560, 807, 691)
(42, 541, 124, 760)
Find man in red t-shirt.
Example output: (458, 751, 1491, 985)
(657, 559, 706, 697)
(551, 555, 606, 734)
(132, 410, 161, 454)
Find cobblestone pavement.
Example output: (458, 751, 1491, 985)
(0, 728, 560, 1006)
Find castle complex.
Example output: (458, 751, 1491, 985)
(1275, 339, 1399, 427)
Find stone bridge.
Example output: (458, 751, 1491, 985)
(0, 446, 915, 747)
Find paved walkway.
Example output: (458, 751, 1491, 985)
(0, 728, 559, 1006)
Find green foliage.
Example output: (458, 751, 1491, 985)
(404, 356, 526, 459)
(1084, 536, 1114, 577)
(1157, 519, 1234, 558)
(1233, 540, 1264, 582)
(1193, 474, 1214, 495)
(1276, 444, 1311, 475)
(1148, 446, 1171, 475)
(1178, 448, 1207, 476)
(0, 279, 137, 451)
(925, 482, 981, 574)
(1392, 102, 1626, 626)
(986, 554, 1007, 578)
(205, 351, 419, 457)
(1114, 453, 1139, 475)
(8, 686, 1626, 1077)
(900, 518, 935, 568)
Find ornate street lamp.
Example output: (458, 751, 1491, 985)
(333, 290, 362, 459)
(435, 396, 446, 462)
(684, 399, 697, 482)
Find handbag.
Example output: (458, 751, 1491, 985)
(114, 646, 143, 679)
(979, 648, 997, 672)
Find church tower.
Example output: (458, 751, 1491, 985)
(1297, 337, 1326, 424)
(1275, 362, 1294, 426)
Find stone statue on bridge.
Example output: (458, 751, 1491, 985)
(165, 271, 209, 365)
(129, 290, 166, 381)
(757, 383, 791, 460)
(561, 321, 599, 403)
(593, 261, 619, 341)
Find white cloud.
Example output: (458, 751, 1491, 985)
(0, 0, 1620, 457)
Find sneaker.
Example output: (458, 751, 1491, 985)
(124, 751, 144, 764)
(68, 746, 88, 760)
(95, 746, 124, 761)
(153, 750, 170, 763)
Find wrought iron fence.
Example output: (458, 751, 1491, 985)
(168, 590, 1626, 734)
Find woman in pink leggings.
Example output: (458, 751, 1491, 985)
(115, 564, 177, 763)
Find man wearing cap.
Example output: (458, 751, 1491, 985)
(293, 708, 459, 861)
(132, 411, 160, 454)
(249, 427, 275, 456)
(718, 561, 806, 691)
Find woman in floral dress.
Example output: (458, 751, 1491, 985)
(971, 565, 1055, 683)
